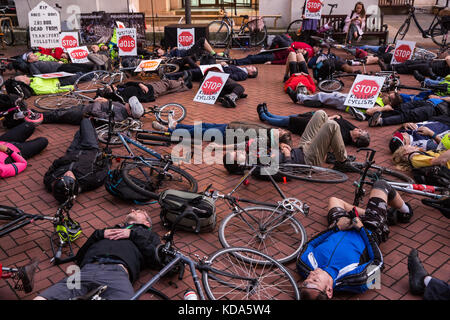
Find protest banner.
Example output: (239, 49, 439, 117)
(28, 1, 61, 48)
(194, 72, 230, 105)
(344, 75, 386, 109)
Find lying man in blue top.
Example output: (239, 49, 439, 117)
(297, 180, 413, 299)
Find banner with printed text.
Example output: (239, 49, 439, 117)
(60, 32, 80, 52)
(28, 1, 61, 48)
(391, 40, 416, 64)
(177, 28, 195, 50)
(67, 46, 90, 63)
(194, 72, 230, 105)
(117, 28, 137, 56)
(344, 75, 386, 109)
(304, 0, 323, 20)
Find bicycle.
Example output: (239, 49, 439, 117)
(0, 5, 15, 47)
(208, 8, 267, 49)
(0, 81, 43, 124)
(393, 0, 449, 51)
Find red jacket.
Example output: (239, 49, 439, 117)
(284, 74, 316, 94)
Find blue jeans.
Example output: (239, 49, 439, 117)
(424, 78, 444, 86)
(359, 45, 380, 53)
(259, 110, 290, 127)
(170, 123, 228, 138)
(234, 53, 274, 66)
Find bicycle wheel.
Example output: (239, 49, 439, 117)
(352, 162, 415, 183)
(286, 19, 303, 42)
(393, 20, 410, 43)
(318, 79, 344, 93)
(73, 71, 113, 93)
(157, 63, 180, 79)
(155, 103, 186, 125)
(34, 93, 89, 111)
(96, 119, 142, 145)
(202, 247, 300, 300)
(278, 163, 348, 183)
(208, 21, 230, 47)
(121, 161, 198, 199)
(430, 20, 448, 48)
(1, 20, 14, 46)
(219, 206, 307, 265)
(242, 21, 267, 47)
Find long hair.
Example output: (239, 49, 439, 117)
(352, 2, 366, 18)
(392, 146, 412, 171)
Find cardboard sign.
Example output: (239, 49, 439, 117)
(60, 32, 79, 52)
(177, 28, 195, 50)
(117, 28, 137, 56)
(67, 46, 90, 63)
(28, 1, 61, 48)
(194, 72, 230, 105)
(34, 72, 75, 79)
(304, 0, 323, 20)
(391, 40, 416, 64)
(199, 64, 225, 75)
(344, 75, 385, 109)
(134, 59, 163, 72)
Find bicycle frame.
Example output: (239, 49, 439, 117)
(405, 2, 447, 37)
(115, 132, 163, 161)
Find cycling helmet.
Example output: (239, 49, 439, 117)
(53, 176, 79, 204)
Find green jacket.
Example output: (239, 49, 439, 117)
(30, 77, 74, 95)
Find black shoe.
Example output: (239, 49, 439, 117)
(369, 111, 382, 127)
(283, 74, 290, 82)
(427, 68, 438, 80)
(378, 59, 391, 71)
(408, 249, 428, 296)
(413, 70, 425, 83)
(387, 208, 398, 226)
(222, 93, 238, 108)
(325, 152, 336, 164)
(257, 103, 266, 121)
(183, 71, 193, 89)
(287, 87, 298, 103)
(303, 100, 323, 108)
(332, 159, 360, 173)
(398, 202, 414, 223)
(262, 103, 268, 114)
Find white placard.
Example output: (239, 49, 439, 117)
(344, 75, 386, 109)
(177, 28, 195, 50)
(117, 28, 137, 56)
(194, 72, 230, 105)
(304, 0, 323, 20)
(134, 59, 163, 72)
(34, 72, 75, 79)
(60, 32, 79, 52)
(391, 40, 416, 64)
(199, 64, 225, 75)
(28, 1, 61, 48)
(67, 46, 90, 63)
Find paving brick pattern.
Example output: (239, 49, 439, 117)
(0, 45, 448, 300)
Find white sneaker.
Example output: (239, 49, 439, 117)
(152, 121, 168, 131)
(167, 112, 177, 130)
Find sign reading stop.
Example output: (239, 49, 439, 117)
(118, 35, 136, 52)
(67, 46, 90, 63)
(344, 75, 386, 109)
(202, 76, 224, 95)
(194, 72, 230, 105)
(177, 28, 195, 49)
(391, 40, 416, 64)
(305, 0, 322, 19)
(60, 32, 79, 51)
(134, 59, 162, 72)
(116, 28, 137, 56)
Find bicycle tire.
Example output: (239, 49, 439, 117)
(121, 161, 198, 199)
(34, 93, 89, 111)
(157, 63, 180, 79)
(286, 19, 304, 41)
(96, 119, 142, 145)
(278, 163, 348, 183)
(352, 162, 415, 183)
(73, 71, 113, 93)
(430, 20, 448, 48)
(155, 103, 186, 125)
(202, 247, 300, 300)
(242, 21, 267, 47)
(318, 79, 344, 93)
(393, 20, 410, 43)
(208, 20, 230, 47)
(219, 206, 307, 265)
(1, 20, 14, 46)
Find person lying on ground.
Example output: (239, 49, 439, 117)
(25, 52, 95, 76)
(297, 179, 413, 299)
(13, 73, 84, 96)
(43, 118, 111, 203)
(378, 55, 450, 80)
(392, 145, 450, 171)
(154, 37, 224, 60)
(256, 104, 370, 148)
(0, 122, 48, 178)
(33, 209, 161, 300)
(283, 50, 312, 83)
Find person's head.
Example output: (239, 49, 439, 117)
(26, 52, 39, 63)
(380, 92, 402, 107)
(154, 46, 166, 57)
(223, 150, 247, 175)
(91, 45, 100, 53)
(204, 67, 223, 77)
(392, 145, 420, 171)
(100, 44, 109, 51)
(300, 268, 333, 300)
(354, 2, 366, 17)
(15, 75, 31, 86)
(273, 128, 293, 146)
(52, 172, 80, 204)
(125, 209, 152, 228)
(60, 52, 69, 60)
(389, 131, 410, 153)
(243, 65, 258, 78)
(350, 128, 370, 148)
(128, 96, 145, 119)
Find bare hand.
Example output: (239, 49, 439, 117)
(403, 123, 418, 130)
(0, 145, 8, 152)
(352, 217, 364, 230)
(417, 126, 434, 137)
(280, 143, 292, 157)
(139, 83, 149, 93)
(264, 61, 271, 65)
(104, 229, 131, 241)
(329, 114, 341, 120)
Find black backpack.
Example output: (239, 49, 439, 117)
(4, 79, 33, 99)
(313, 55, 336, 82)
(412, 165, 450, 188)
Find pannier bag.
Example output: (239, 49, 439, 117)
(158, 189, 216, 233)
(105, 167, 155, 204)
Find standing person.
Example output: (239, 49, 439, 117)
(298, 0, 321, 44)
(344, 2, 366, 44)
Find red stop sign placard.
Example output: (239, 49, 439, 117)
(394, 44, 412, 63)
(352, 80, 380, 99)
(118, 35, 136, 52)
(62, 35, 77, 49)
(307, 0, 322, 13)
(179, 31, 194, 47)
(202, 76, 223, 95)
(70, 49, 88, 60)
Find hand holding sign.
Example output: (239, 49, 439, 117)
(305, 0, 323, 19)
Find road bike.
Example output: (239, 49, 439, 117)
(0, 5, 15, 46)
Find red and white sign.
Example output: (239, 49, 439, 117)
(305, 0, 323, 20)
(177, 28, 195, 50)
(60, 32, 79, 52)
(134, 59, 162, 72)
(34, 72, 75, 79)
(391, 40, 416, 64)
(67, 46, 90, 63)
(117, 28, 137, 56)
(199, 64, 225, 75)
(344, 75, 386, 109)
(194, 72, 230, 105)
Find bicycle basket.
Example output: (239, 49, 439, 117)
(247, 16, 265, 32)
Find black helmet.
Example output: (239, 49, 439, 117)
(53, 176, 79, 203)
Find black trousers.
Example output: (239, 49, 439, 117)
(0, 122, 48, 159)
(221, 78, 245, 97)
(57, 63, 95, 74)
(424, 278, 450, 300)
(42, 106, 85, 125)
(392, 60, 434, 76)
(380, 101, 437, 126)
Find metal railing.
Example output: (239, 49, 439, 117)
(378, 0, 414, 7)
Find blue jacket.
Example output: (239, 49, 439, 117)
(296, 226, 383, 294)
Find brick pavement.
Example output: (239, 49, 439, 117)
(0, 45, 448, 300)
